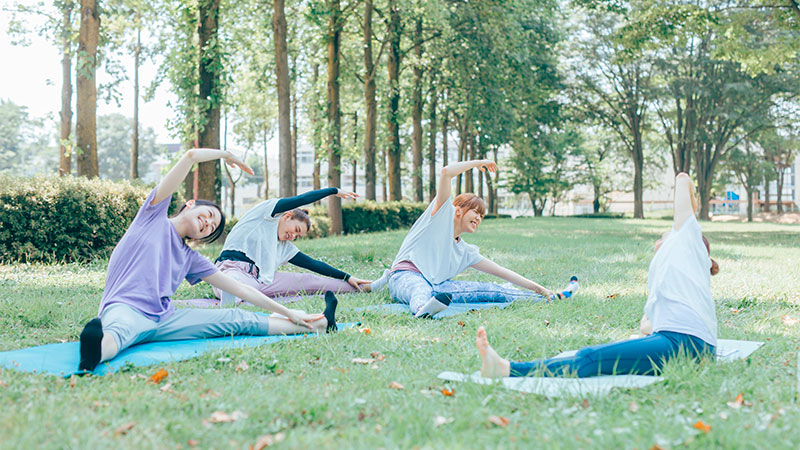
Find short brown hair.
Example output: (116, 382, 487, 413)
(701, 235, 720, 276)
(453, 193, 486, 217)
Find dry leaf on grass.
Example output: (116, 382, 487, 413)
(370, 351, 386, 361)
(726, 393, 752, 409)
(488, 416, 509, 427)
(628, 401, 639, 413)
(358, 327, 371, 334)
(388, 381, 404, 390)
(113, 421, 136, 437)
(441, 388, 454, 397)
(159, 383, 173, 393)
(250, 432, 286, 450)
(351, 358, 375, 365)
(781, 315, 799, 326)
(606, 293, 617, 299)
(235, 361, 250, 372)
(148, 368, 168, 384)
(581, 399, 590, 409)
(68, 376, 76, 388)
(187, 439, 199, 447)
(200, 389, 220, 399)
(692, 420, 711, 433)
(457, 321, 466, 328)
(730, 308, 741, 314)
(202, 410, 249, 427)
(433, 416, 451, 427)
(649, 445, 666, 450)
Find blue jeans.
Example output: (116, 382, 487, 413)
(509, 331, 715, 378)
(388, 270, 543, 314)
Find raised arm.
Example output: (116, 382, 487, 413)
(272, 187, 358, 216)
(471, 258, 552, 297)
(153, 149, 253, 205)
(673, 172, 698, 230)
(433, 159, 497, 215)
(202, 271, 313, 328)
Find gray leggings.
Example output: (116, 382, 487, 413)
(100, 303, 271, 353)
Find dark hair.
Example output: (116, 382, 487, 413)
(178, 200, 226, 244)
(285, 208, 312, 233)
(701, 235, 719, 276)
(453, 193, 486, 218)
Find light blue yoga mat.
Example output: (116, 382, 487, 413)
(356, 302, 515, 318)
(0, 323, 354, 377)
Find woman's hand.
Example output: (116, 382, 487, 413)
(639, 314, 653, 336)
(335, 189, 359, 200)
(474, 159, 497, 173)
(347, 276, 370, 292)
(285, 310, 314, 330)
(222, 151, 254, 175)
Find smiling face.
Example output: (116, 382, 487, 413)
(457, 207, 484, 234)
(277, 215, 309, 241)
(180, 201, 222, 241)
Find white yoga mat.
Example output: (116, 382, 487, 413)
(438, 339, 764, 398)
(437, 371, 663, 397)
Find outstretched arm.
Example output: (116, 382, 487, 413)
(433, 159, 497, 215)
(202, 271, 312, 329)
(272, 188, 359, 216)
(471, 258, 552, 297)
(673, 172, 697, 230)
(153, 149, 253, 205)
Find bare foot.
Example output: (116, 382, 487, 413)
(476, 326, 510, 378)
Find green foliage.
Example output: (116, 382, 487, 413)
(0, 175, 183, 263)
(341, 201, 427, 234)
(96, 113, 161, 180)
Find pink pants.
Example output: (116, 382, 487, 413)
(211, 260, 357, 304)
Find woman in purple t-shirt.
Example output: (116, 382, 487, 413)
(78, 148, 338, 373)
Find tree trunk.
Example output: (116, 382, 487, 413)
(130, 22, 141, 180)
(456, 120, 467, 195)
(59, 1, 73, 176)
(465, 131, 475, 193)
(410, 17, 424, 202)
(224, 165, 236, 217)
(263, 126, 269, 198)
(632, 127, 644, 219)
(386, 0, 402, 201)
(326, 0, 343, 234)
(492, 147, 499, 214)
(352, 111, 358, 193)
(776, 168, 784, 214)
(428, 89, 437, 202)
(746, 187, 754, 222)
(363, 0, 377, 200)
(382, 147, 388, 202)
(441, 109, 448, 166)
(763, 178, 771, 212)
(76, 0, 99, 178)
(273, 0, 292, 197)
(311, 62, 322, 196)
(593, 181, 602, 213)
(291, 55, 298, 195)
(196, 0, 223, 203)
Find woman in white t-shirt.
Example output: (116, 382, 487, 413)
(376, 159, 577, 318)
(212, 188, 377, 305)
(475, 173, 718, 378)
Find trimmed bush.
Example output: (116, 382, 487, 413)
(0, 175, 183, 263)
(341, 201, 427, 234)
(573, 212, 625, 219)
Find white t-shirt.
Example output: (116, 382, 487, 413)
(222, 199, 299, 284)
(392, 199, 484, 285)
(644, 216, 717, 346)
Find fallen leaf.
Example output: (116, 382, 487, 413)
(370, 351, 386, 361)
(730, 308, 740, 314)
(130, 374, 147, 381)
(200, 389, 220, 399)
(69, 375, 76, 388)
(781, 315, 799, 326)
(581, 399, 590, 409)
(433, 416, 450, 427)
(488, 415, 509, 427)
(388, 381, 404, 390)
(113, 421, 136, 437)
(457, 321, 466, 328)
(159, 383, 173, 393)
(351, 358, 375, 364)
(441, 388, 454, 397)
(187, 439, 199, 447)
(649, 445, 666, 450)
(250, 432, 285, 450)
(693, 420, 711, 433)
(148, 368, 168, 384)
(359, 327, 371, 334)
(606, 293, 617, 299)
(235, 361, 250, 372)
(628, 401, 639, 413)
(333, 367, 347, 373)
(203, 410, 248, 427)
(544, 320, 550, 326)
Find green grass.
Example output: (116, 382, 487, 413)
(1, 217, 799, 449)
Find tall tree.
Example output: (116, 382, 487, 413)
(273, 0, 292, 197)
(385, 0, 402, 200)
(326, 0, 344, 233)
(75, 0, 99, 177)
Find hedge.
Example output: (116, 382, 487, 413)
(306, 201, 427, 236)
(0, 175, 183, 263)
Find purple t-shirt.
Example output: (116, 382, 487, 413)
(98, 188, 218, 321)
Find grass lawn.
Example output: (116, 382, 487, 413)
(1, 217, 799, 449)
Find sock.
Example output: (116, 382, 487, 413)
(369, 269, 390, 292)
(414, 293, 452, 319)
(324, 291, 338, 333)
(78, 318, 103, 373)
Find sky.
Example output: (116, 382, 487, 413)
(1, 2, 177, 144)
